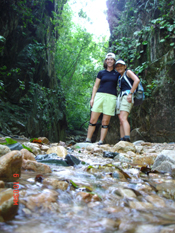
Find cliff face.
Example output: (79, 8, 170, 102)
(105, 0, 175, 143)
(0, 0, 67, 141)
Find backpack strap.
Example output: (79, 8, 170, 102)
(123, 70, 132, 89)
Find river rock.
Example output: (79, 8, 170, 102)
(6, 142, 23, 151)
(35, 153, 68, 166)
(145, 194, 166, 207)
(132, 154, 156, 166)
(38, 137, 50, 144)
(103, 151, 119, 159)
(129, 201, 153, 210)
(24, 189, 58, 211)
(22, 159, 52, 173)
(20, 149, 36, 161)
(22, 142, 42, 155)
(112, 141, 136, 153)
(65, 154, 81, 166)
(0, 150, 22, 181)
(0, 188, 18, 222)
(152, 150, 175, 173)
(0, 145, 11, 157)
(43, 178, 69, 190)
(46, 146, 67, 158)
(116, 188, 137, 199)
(0, 181, 5, 188)
(77, 191, 101, 203)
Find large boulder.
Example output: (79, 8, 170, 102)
(152, 150, 175, 173)
(22, 159, 52, 173)
(0, 145, 11, 157)
(0, 151, 22, 181)
(0, 188, 18, 222)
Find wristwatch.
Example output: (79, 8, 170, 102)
(129, 91, 133, 94)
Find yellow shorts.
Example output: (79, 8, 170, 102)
(116, 95, 133, 114)
(91, 93, 116, 116)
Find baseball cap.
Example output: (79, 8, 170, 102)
(105, 53, 115, 59)
(115, 59, 126, 65)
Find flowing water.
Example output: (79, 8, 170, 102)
(1, 146, 175, 233)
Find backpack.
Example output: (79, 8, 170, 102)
(122, 70, 145, 106)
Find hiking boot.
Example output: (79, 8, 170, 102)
(97, 141, 104, 145)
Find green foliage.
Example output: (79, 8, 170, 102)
(0, 138, 17, 145)
(22, 144, 33, 152)
(54, 2, 109, 131)
(108, 0, 175, 97)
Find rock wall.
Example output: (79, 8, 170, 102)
(105, 0, 175, 143)
(0, 0, 67, 142)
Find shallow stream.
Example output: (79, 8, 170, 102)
(1, 145, 175, 233)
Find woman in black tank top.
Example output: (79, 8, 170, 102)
(85, 53, 119, 145)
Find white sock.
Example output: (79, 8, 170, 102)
(86, 138, 91, 142)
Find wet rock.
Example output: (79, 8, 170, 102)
(77, 191, 101, 203)
(116, 188, 137, 198)
(133, 140, 145, 146)
(22, 208, 32, 216)
(152, 150, 175, 173)
(24, 189, 58, 211)
(65, 154, 81, 166)
(35, 153, 68, 166)
(0, 150, 22, 181)
(132, 154, 156, 166)
(0, 181, 5, 188)
(39, 145, 50, 152)
(93, 147, 103, 153)
(114, 153, 132, 163)
(112, 171, 126, 179)
(43, 177, 69, 190)
(46, 146, 67, 158)
(0, 145, 11, 157)
(0, 188, 18, 222)
(135, 225, 160, 233)
(145, 194, 166, 207)
(20, 149, 36, 161)
(22, 142, 42, 155)
(160, 225, 175, 233)
(129, 201, 153, 209)
(86, 144, 97, 151)
(73, 142, 94, 150)
(6, 142, 23, 151)
(35, 174, 44, 183)
(135, 145, 144, 154)
(22, 159, 52, 173)
(38, 137, 50, 144)
(103, 151, 119, 159)
(113, 141, 136, 153)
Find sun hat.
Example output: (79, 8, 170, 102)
(115, 59, 126, 65)
(105, 53, 115, 59)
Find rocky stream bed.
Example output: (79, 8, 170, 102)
(0, 136, 175, 233)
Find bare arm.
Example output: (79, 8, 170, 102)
(126, 70, 140, 103)
(90, 78, 101, 107)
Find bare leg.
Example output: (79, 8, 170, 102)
(100, 114, 111, 142)
(87, 111, 101, 140)
(118, 114, 125, 138)
(118, 111, 130, 136)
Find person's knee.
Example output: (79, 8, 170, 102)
(102, 119, 110, 125)
(89, 117, 97, 124)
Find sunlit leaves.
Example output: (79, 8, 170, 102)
(54, 2, 108, 130)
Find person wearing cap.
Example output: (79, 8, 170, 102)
(115, 59, 140, 142)
(85, 53, 119, 145)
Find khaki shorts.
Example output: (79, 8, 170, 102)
(91, 93, 116, 116)
(116, 95, 133, 114)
